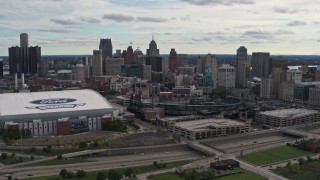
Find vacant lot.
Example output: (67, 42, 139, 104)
(148, 168, 267, 180)
(272, 160, 320, 179)
(239, 146, 312, 166)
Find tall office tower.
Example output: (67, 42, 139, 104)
(115, 49, 122, 58)
(197, 56, 206, 74)
(29, 46, 41, 74)
(251, 52, 271, 78)
(236, 46, 248, 88)
(105, 57, 124, 75)
(177, 54, 188, 67)
(9, 34, 41, 75)
(20, 33, 28, 47)
(134, 48, 143, 63)
(287, 69, 302, 84)
(309, 87, 320, 106)
(92, 50, 103, 76)
(218, 64, 236, 89)
(146, 37, 160, 57)
(205, 54, 218, 88)
(260, 77, 273, 98)
(39, 58, 49, 78)
(125, 46, 134, 64)
(122, 50, 128, 65)
(272, 68, 287, 98)
(271, 57, 288, 70)
(99, 38, 112, 74)
(0, 59, 3, 78)
(73, 64, 85, 82)
(169, 48, 177, 71)
(278, 82, 295, 101)
(9, 46, 19, 74)
(99, 38, 112, 59)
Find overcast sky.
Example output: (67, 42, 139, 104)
(0, 0, 320, 55)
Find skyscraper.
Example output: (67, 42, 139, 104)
(126, 46, 134, 64)
(169, 48, 177, 71)
(134, 48, 143, 63)
(251, 52, 271, 78)
(99, 38, 112, 75)
(270, 57, 288, 70)
(146, 37, 159, 57)
(92, 50, 103, 76)
(8, 34, 41, 75)
(236, 46, 248, 88)
(218, 64, 236, 89)
(0, 59, 3, 78)
(29, 46, 41, 74)
(99, 38, 112, 59)
(205, 54, 218, 88)
(20, 33, 28, 47)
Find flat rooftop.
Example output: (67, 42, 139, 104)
(260, 108, 319, 118)
(173, 118, 246, 132)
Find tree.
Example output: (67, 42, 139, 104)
(96, 172, 107, 180)
(289, 163, 299, 174)
(76, 170, 86, 178)
(11, 153, 15, 158)
(57, 154, 63, 160)
(92, 141, 101, 148)
(108, 169, 122, 180)
(153, 161, 158, 167)
(124, 167, 133, 177)
(66, 171, 74, 178)
(59, 169, 68, 178)
(79, 142, 88, 149)
(1, 153, 8, 159)
(30, 156, 34, 160)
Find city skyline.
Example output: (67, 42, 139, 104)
(1, 0, 320, 55)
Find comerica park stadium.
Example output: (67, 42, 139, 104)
(0, 89, 114, 136)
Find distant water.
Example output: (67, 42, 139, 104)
(288, 65, 319, 70)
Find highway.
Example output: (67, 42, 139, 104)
(1, 150, 200, 179)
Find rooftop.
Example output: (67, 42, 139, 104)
(260, 108, 319, 118)
(173, 118, 246, 132)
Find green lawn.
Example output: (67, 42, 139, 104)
(0, 156, 34, 165)
(300, 124, 320, 131)
(272, 160, 320, 179)
(238, 146, 312, 166)
(27, 158, 94, 166)
(216, 168, 267, 180)
(148, 173, 184, 180)
(23, 160, 191, 180)
(147, 168, 267, 180)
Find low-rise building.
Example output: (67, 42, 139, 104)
(256, 108, 320, 127)
(169, 118, 249, 140)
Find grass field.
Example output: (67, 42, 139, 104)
(217, 168, 267, 180)
(24, 160, 191, 180)
(0, 156, 34, 165)
(300, 124, 320, 131)
(27, 158, 94, 166)
(147, 168, 267, 180)
(272, 160, 320, 179)
(239, 146, 312, 166)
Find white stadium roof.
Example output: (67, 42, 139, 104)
(0, 89, 113, 121)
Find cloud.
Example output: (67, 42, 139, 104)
(318, 39, 320, 42)
(314, 21, 320, 25)
(272, 6, 306, 14)
(287, 20, 306, 26)
(79, 17, 101, 24)
(102, 13, 135, 22)
(136, 17, 169, 22)
(35, 37, 96, 45)
(38, 29, 77, 33)
(103, 14, 170, 23)
(181, 0, 255, 6)
(51, 19, 79, 25)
